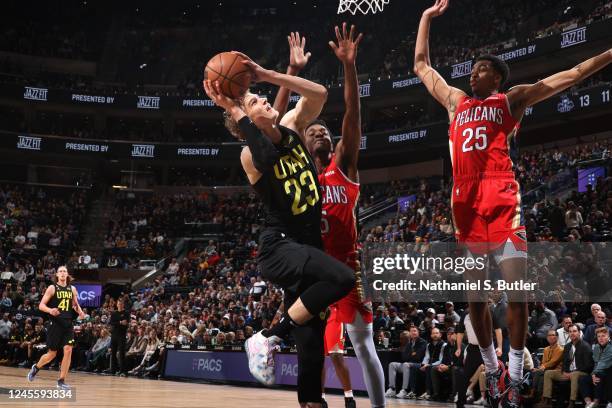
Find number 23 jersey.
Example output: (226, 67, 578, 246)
(449, 93, 519, 176)
(253, 125, 322, 247)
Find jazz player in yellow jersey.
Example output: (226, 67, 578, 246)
(27, 266, 86, 389)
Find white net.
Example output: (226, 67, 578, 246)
(337, 0, 390, 15)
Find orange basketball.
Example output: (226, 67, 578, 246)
(204, 52, 252, 99)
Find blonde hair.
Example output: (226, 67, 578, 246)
(223, 111, 245, 140)
(223, 92, 251, 140)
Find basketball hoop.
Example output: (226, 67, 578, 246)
(337, 0, 390, 15)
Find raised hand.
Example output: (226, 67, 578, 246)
(329, 22, 363, 65)
(288, 32, 311, 70)
(231, 51, 270, 83)
(203, 80, 239, 111)
(423, 0, 449, 18)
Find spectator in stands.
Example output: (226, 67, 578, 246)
(445, 302, 460, 324)
(85, 327, 111, 372)
(580, 327, 612, 408)
(419, 327, 447, 401)
(107, 255, 119, 268)
(78, 250, 91, 267)
(75, 323, 95, 370)
(491, 290, 509, 360)
(0, 313, 11, 362)
(125, 325, 148, 370)
(558, 315, 579, 347)
(584, 311, 612, 345)
(0, 292, 12, 310)
(419, 308, 439, 336)
(531, 329, 564, 401)
(586, 304, 603, 326)
(386, 306, 406, 346)
(540, 324, 594, 408)
(248, 276, 267, 301)
(529, 302, 558, 349)
(432, 327, 462, 402)
(128, 327, 159, 376)
(166, 258, 179, 276)
(385, 326, 427, 399)
(565, 202, 583, 230)
(373, 306, 389, 333)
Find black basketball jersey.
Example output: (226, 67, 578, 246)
(48, 283, 74, 320)
(253, 125, 322, 246)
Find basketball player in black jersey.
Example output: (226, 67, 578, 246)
(28, 266, 86, 389)
(204, 54, 356, 407)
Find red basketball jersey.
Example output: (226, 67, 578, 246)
(319, 154, 360, 266)
(449, 93, 519, 176)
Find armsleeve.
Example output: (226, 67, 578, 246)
(238, 117, 280, 173)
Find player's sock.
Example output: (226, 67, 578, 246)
(479, 343, 499, 374)
(33, 364, 40, 373)
(321, 393, 326, 400)
(262, 313, 297, 339)
(344, 390, 354, 398)
(508, 347, 524, 381)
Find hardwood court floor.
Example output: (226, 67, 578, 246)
(0, 366, 453, 407)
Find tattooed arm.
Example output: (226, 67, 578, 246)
(413, 0, 466, 121)
(507, 49, 612, 122)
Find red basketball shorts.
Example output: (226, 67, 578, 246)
(324, 305, 345, 355)
(451, 172, 527, 258)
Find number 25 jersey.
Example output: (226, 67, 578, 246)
(449, 93, 519, 177)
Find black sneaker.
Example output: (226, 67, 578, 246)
(56, 379, 71, 390)
(321, 397, 329, 408)
(345, 397, 357, 408)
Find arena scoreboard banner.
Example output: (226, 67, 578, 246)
(2, 83, 610, 160)
(163, 349, 367, 391)
(73, 284, 102, 308)
(5, 19, 609, 112)
(1, 132, 243, 161)
(378, 18, 611, 94)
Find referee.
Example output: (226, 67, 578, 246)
(108, 298, 130, 376)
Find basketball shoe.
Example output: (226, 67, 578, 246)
(245, 331, 280, 385)
(500, 370, 530, 408)
(485, 360, 505, 407)
(27, 364, 39, 382)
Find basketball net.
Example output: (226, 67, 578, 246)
(337, 0, 389, 14)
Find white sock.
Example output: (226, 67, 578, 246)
(321, 393, 326, 400)
(479, 343, 499, 374)
(344, 390, 354, 398)
(508, 347, 524, 381)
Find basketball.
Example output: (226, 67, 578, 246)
(204, 52, 252, 99)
